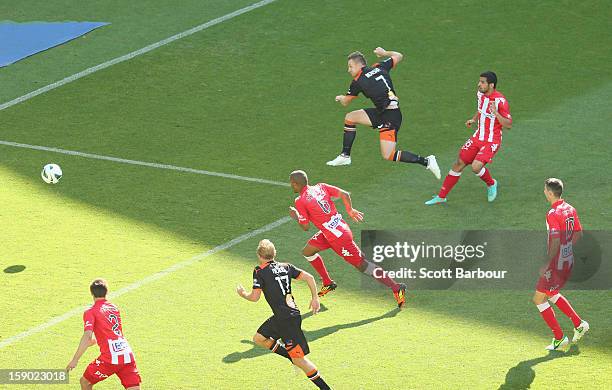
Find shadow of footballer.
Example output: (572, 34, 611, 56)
(222, 305, 400, 363)
(498, 344, 580, 390)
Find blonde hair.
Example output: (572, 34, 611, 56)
(257, 239, 276, 260)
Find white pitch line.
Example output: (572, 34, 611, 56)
(0, 140, 289, 187)
(0, 216, 292, 349)
(0, 0, 277, 112)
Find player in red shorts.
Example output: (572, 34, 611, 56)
(426, 71, 512, 205)
(66, 279, 141, 390)
(533, 178, 589, 350)
(288, 170, 407, 308)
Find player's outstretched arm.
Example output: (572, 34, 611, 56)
(374, 47, 403, 66)
(335, 95, 356, 107)
(66, 330, 94, 371)
(297, 271, 320, 314)
(237, 284, 262, 302)
(337, 189, 364, 222)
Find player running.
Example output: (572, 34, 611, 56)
(66, 279, 141, 390)
(237, 239, 331, 390)
(533, 178, 589, 350)
(426, 71, 512, 205)
(327, 47, 440, 179)
(289, 170, 407, 308)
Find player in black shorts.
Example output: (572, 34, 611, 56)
(327, 47, 441, 179)
(237, 239, 331, 390)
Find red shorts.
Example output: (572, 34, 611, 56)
(458, 137, 501, 164)
(308, 231, 364, 267)
(83, 358, 141, 389)
(535, 268, 570, 296)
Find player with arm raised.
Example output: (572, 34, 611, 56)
(66, 279, 141, 390)
(532, 178, 589, 350)
(289, 170, 407, 308)
(426, 71, 512, 205)
(327, 47, 441, 179)
(237, 239, 331, 390)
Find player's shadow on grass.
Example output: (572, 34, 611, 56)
(3, 265, 26, 273)
(498, 344, 580, 390)
(222, 306, 400, 364)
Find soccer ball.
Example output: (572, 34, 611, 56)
(41, 163, 63, 184)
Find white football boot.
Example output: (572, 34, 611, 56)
(326, 154, 351, 166)
(545, 336, 569, 351)
(572, 320, 589, 343)
(426, 155, 441, 179)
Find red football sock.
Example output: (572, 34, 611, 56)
(438, 170, 461, 198)
(552, 294, 582, 328)
(476, 167, 495, 186)
(362, 261, 400, 291)
(376, 272, 400, 291)
(305, 254, 333, 285)
(537, 302, 564, 339)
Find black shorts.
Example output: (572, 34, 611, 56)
(364, 107, 403, 131)
(257, 315, 310, 358)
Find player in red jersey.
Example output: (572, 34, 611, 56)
(288, 170, 407, 308)
(426, 71, 512, 205)
(66, 279, 141, 390)
(533, 178, 589, 350)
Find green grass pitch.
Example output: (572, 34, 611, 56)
(1, 0, 611, 389)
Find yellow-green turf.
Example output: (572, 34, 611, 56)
(1, 0, 610, 389)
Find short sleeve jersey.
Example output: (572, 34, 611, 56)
(83, 299, 135, 364)
(473, 90, 511, 143)
(253, 261, 303, 319)
(347, 57, 398, 111)
(546, 199, 582, 272)
(293, 183, 351, 242)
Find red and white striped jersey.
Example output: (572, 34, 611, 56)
(472, 90, 511, 143)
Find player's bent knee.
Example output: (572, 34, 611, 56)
(454, 158, 467, 169)
(532, 294, 547, 305)
(303, 246, 318, 257)
(80, 376, 92, 390)
(345, 112, 359, 123)
(252, 333, 266, 344)
(290, 357, 306, 368)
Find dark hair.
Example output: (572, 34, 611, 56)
(545, 178, 564, 197)
(90, 279, 108, 298)
(348, 51, 367, 66)
(480, 71, 497, 88)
